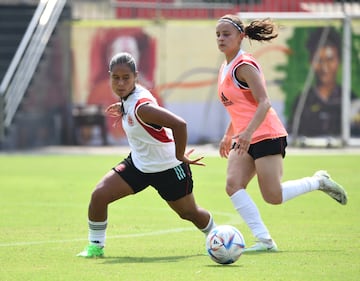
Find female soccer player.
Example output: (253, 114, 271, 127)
(215, 14, 348, 252)
(77, 52, 216, 258)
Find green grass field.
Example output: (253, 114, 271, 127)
(0, 151, 359, 281)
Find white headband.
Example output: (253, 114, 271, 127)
(218, 18, 244, 33)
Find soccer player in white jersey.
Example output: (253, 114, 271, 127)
(77, 52, 216, 258)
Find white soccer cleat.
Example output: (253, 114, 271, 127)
(314, 170, 348, 205)
(242, 238, 278, 253)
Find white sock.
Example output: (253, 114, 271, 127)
(230, 189, 271, 240)
(88, 220, 107, 247)
(200, 212, 216, 236)
(281, 176, 320, 203)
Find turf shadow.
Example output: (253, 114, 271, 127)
(102, 254, 204, 264)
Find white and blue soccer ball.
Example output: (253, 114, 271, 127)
(206, 225, 245, 265)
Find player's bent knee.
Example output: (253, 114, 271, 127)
(90, 188, 111, 205)
(263, 195, 282, 205)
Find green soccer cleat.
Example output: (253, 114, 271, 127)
(242, 238, 278, 253)
(77, 244, 104, 258)
(314, 170, 348, 205)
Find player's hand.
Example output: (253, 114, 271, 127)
(232, 131, 251, 155)
(181, 148, 205, 166)
(105, 102, 122, 117)
(219, 135, 232, 159)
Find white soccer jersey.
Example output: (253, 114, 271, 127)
(121, 85, 181, 173)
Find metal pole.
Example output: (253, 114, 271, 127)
(0, 94, 4, 144)
(342, 14, 351, 145)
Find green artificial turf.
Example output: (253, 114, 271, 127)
(0, 153, 359, 281)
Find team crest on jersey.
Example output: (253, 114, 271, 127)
(220, 92, 233, 106)
(127, 115, 134, 126)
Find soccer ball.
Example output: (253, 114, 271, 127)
(206, 225, 245, 265)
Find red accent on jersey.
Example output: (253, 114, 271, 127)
(114, 163, 126, 172)
(134, 98, 173, 143)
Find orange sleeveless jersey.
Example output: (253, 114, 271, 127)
(218, 53, 288, 144)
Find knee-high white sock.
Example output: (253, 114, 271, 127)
(200, 212, 216, 236)
(230, 189, 271, 240)
(88, 220, 107, 247)
(281, 177, 320, 203)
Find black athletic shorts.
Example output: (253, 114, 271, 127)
(232, 136, 287, 160)
(112, 154, 193, 201)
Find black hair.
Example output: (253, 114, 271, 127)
(108, 52, 137, 73)
(307, 27, 341, 59)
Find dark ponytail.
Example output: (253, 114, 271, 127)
(219, 14, 278, 42)
(245, 18, 278, 42)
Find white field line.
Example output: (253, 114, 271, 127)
(0, 211, 241, 247)
(0, 228, 194, 247)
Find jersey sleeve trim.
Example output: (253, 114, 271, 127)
(232, 59, 260, 89)
(134, 98, 173, 143)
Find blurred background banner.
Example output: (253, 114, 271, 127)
(1, 0, 360, 149)
(72, 17, 360, 145)
(72, 20, 226, 145)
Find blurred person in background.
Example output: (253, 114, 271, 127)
(288, 27, 360, 137)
